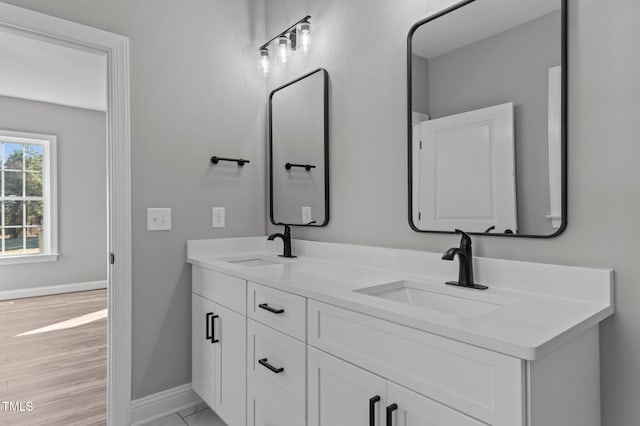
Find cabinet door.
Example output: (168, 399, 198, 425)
(387, 382, 484, 426)
(308, 347, 387, 426)
(192, 293, 217, 409)
(215, 302, 247, 426)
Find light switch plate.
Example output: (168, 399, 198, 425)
(147, 208, 171, 231)
(212, 207, 225, 228)
(302, 206, 312, 224)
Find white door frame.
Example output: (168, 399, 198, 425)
(0, 3, 132, 425)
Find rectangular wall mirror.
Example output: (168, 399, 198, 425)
(270, 68, 329, 226)
(407, 0, 566, 237)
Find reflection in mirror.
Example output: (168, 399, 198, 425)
(270, 68, 329, 226)
(408, 0, 566, 237)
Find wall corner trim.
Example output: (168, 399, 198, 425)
(130, 383, 202, 426)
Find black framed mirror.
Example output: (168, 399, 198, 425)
(407, 0, 567, 237)
(269, 68, 329, 226)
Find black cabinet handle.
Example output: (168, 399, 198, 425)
(386, 403, 398, 426)
(205, 312, 213, 341)
(210, 314, 219, 344)
(369, 395, 381, 426)
(258, 303, 285, 315)
(258, 358, 284, 374)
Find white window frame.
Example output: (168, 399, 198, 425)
(0, 129, 58, 265)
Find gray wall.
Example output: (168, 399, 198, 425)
(411, 54, 429, 115)
(1, 0, 267, 399)
(0, 95, 106, 290)
(425, 10, 561, 235)
(265, 1, 640, 425)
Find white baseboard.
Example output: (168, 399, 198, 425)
(130, 383, 202, 426)
(0, 280, 108, 301)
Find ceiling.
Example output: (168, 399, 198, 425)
(0, 30, 107, 111)
(412, 0, 561, 59)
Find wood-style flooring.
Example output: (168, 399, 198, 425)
(0, 289, 107, 426)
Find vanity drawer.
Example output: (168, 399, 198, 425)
(247, 384, 305, 426)
(307, 300, 524, 426)
(192, 266, 246, 314)
(248, 319, 306, 419)
(247, 282, 306, 340)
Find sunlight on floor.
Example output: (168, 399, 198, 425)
(14, 308, 108, 337)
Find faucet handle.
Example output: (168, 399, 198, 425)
(454, 229, 472, 247)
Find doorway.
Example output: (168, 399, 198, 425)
(0, 3, 132, 425)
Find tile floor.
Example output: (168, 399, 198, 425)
(143, 403, 226, 426)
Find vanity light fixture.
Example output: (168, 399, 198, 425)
(298, 20, 312, 55)
(277, 35, 291, 64)
(258, 15, 312, 76)
(259, 47, 271, 76)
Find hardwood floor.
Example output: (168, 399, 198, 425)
(0, 289, 107, 426)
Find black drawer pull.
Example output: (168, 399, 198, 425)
(210, 314, 219, 344)
(258, 303, 285, 315)
(258, 358, 284, 374)
(386, 403, 398, 426)
(369, 395, 381, 426)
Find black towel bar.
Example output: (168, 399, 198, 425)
(285, 162, 316, 171)
(211, 156, 250, 166)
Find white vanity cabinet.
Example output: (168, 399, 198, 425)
(191, 267, 247, 426)
(188, 238, 610, 426)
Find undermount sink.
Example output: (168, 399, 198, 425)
(354, 280, 504, 318)
(225, 256, 288, 268)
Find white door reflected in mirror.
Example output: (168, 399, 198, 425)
(413, 103, 517, 234)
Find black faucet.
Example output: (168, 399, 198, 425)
(268, 224, 296, 258)
(442, 229, 488, 290)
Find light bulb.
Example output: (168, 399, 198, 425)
(277, 35, 290, 64)
(299, 21, 312, 55)
(259, 48, 270, 77)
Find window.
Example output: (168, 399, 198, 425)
(0, 130, 57, 264)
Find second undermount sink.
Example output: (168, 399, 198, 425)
(354, 280, 505, 318)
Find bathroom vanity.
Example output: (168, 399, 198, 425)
(187, 237, 613, 426)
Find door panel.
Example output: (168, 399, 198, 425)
(215, 302, 247, 426)
(415, 102, 517, 233)
(192, 293, 216, 409)
(387, 382, 484, 426)
(308, 347, 386, 426)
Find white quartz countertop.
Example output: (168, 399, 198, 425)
(187, 237, 614, 360)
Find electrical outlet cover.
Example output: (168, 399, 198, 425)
(302, 206, 312, 224)
(212, 207, 225, 228)
(147, 208, 171, 231)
